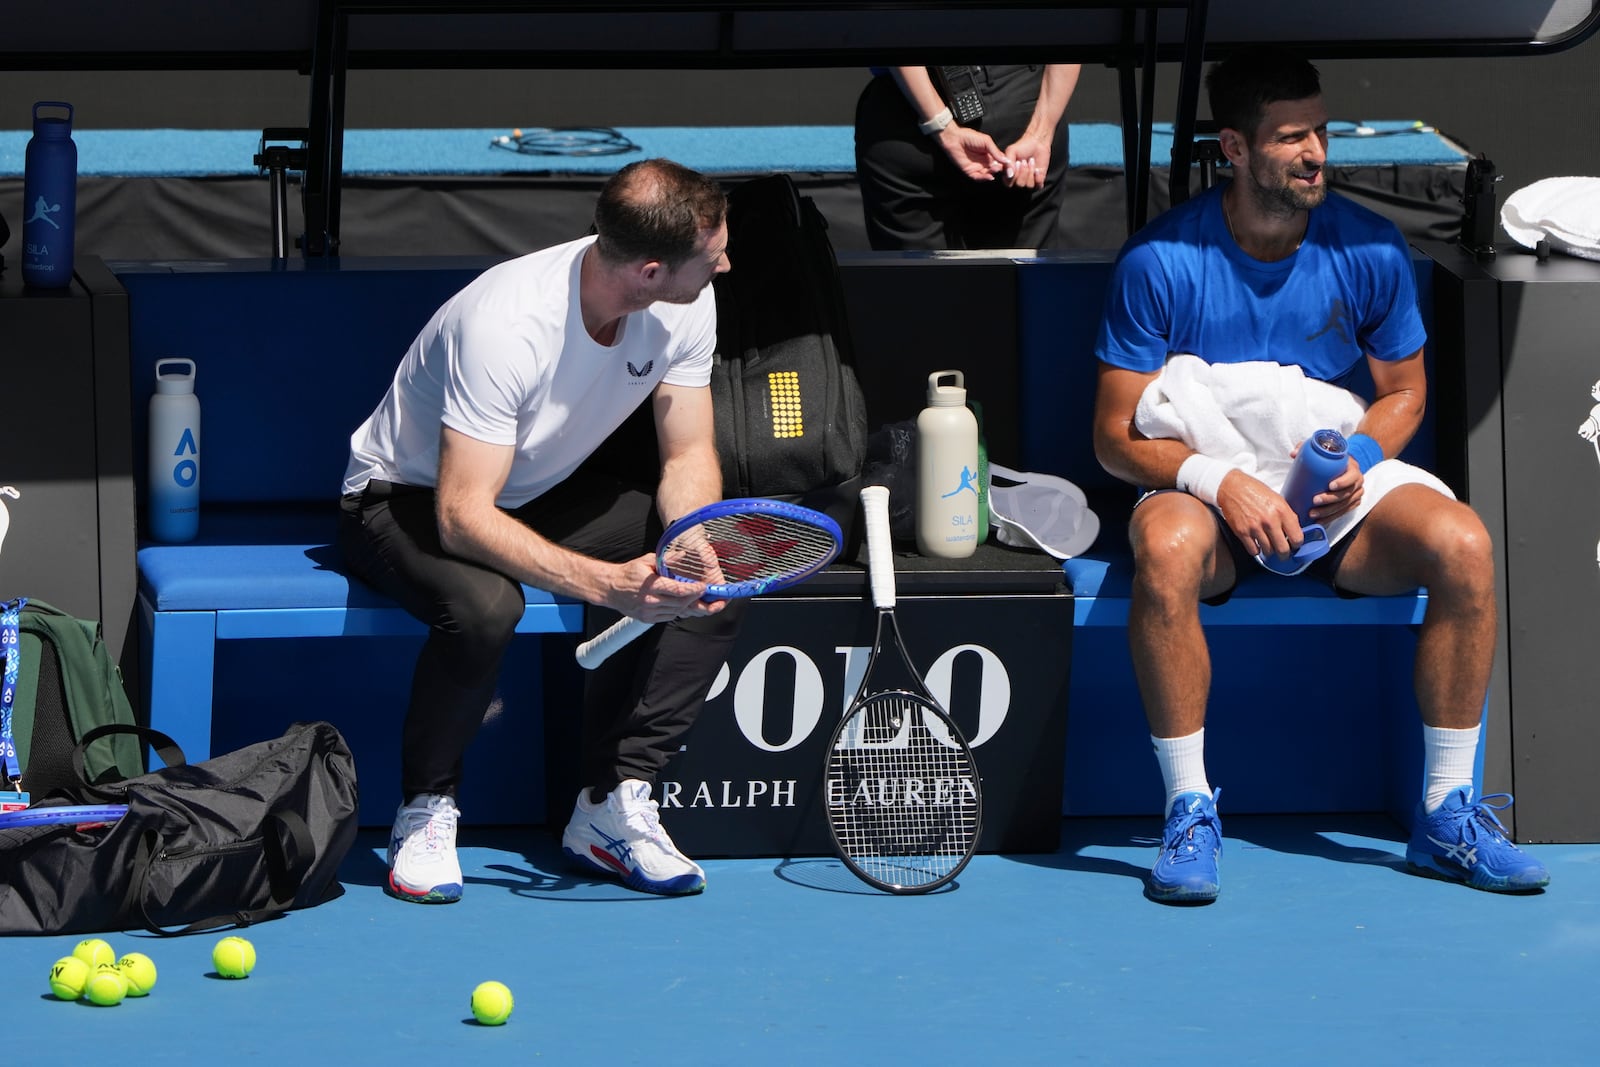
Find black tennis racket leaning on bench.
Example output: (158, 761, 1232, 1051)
(823, 485, 982, 894)
(574, 497, 844, 669)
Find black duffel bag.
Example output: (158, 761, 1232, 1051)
(0, 720, 359, 936)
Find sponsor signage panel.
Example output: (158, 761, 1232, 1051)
(650, 592, 1071, 857)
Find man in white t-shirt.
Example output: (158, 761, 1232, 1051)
(339, 159, 736, 903)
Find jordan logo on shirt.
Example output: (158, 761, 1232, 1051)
(1306, 299, 1353, 346)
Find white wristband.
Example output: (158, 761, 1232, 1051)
(918, 106, 954, 136)
(1175, 454, 1233, 507)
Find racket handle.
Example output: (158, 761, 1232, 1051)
(860, 484, 896, 610)
(574, 615, 653, 669)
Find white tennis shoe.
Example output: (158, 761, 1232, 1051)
(386, 793, 463, 904)
(562, 780, 705, 895)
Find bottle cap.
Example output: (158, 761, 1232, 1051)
(154, 358, 197, 395)
(927, 370, 967, 407)
(1308, 428, 1347, 455)
(32, 101, 73, 136)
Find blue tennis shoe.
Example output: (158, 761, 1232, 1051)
(1148, 788, 1222, 903)
(1406, 786, 1550, 892)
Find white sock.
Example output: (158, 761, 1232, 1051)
(1152, 729, 1210, 814)
(1422, 724, 1480, 813)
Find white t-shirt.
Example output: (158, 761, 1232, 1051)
(342, 236, 716, 508)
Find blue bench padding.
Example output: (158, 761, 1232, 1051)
(1061, 516, 1428, 627)
(137, 513, 576, 622)
(135, 510, 582, 785)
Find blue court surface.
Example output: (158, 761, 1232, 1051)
(6, 814, 1595, 1064)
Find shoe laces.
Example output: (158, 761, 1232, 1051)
(612, 783, 670, 844)
(402, 796, 459, 854)
(1450, 791, 1514, 844)
(1163, 800, 1219, 854)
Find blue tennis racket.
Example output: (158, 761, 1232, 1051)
(0, 804, 128, 829)
(575, 497, 843, 669)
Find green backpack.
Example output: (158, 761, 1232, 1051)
(2, 597, 144, 801)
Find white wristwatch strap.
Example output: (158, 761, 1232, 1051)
(918, 106, 954, 136)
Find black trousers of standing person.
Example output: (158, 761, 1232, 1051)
(854, 64, 1072, 251)
(337, 464, 745, 806)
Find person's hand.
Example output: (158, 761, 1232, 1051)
(1000, 135, 1052, 189)
(1215, 469, 1303, 560)
(935, 126, 1011, 182)
(1290, 443, 1365, 524)
(606, 554, 722, 622)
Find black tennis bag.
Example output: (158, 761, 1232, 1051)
(0, 720, 359, 936)
(711, 173, 870, 539)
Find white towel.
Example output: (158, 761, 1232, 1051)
(1500, 176, 1600, 262)
(1134, 354, 1454, 547)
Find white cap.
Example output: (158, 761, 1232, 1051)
(987, 463, 1101, 560)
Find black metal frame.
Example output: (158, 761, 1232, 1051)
(295, 0, 1211, 255)
(11, 1, 1598, 257)
(7, 1, 1596, 72)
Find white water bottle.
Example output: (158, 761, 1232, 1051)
(916, 370, 980, 559)
(148, 358, 202, 543)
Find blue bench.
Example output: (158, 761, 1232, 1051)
(117, 248, 1470, 828)
(135, 513, 582, 766)
(118, 258, 585, 780)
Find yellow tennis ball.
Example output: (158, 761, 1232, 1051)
(49, 955, 91, 1000)
(73, 937, 117, 969)
(84, 963, 129, 1006)
(118, 952, 158, 996)
(470, 980, 514, 1026)
(213, 936, 256, 979)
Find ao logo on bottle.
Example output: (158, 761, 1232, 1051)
(168, 428, 199, 488)
(705, 642, 1012, 752)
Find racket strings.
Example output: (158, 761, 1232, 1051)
(661, 512, 839, 594)
(825, 693, 980, 890)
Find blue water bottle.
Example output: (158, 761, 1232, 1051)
(1262, 428, 1348, 575)
(1281, 428, 1350, 526)
(21, 101, 77, 289)
(148, 358, 202, 543)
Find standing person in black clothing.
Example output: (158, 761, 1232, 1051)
(854, 64, 1081, 250)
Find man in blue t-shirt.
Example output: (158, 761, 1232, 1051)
(1092, 46, 1548, 904)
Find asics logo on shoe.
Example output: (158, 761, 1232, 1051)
(587, 824, 635, 875)
(1426, 836, 1480, 868)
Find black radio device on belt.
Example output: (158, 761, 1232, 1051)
(935, 66, 985, 125)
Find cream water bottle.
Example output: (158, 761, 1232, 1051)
(916, 370, 980, 559)
(148, 358, 202, 543)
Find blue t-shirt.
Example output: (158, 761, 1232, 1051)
(1095, 185, 1427, 390)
